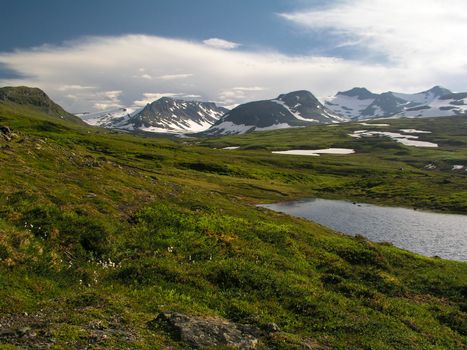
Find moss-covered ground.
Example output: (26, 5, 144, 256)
(0, 102, 466, 349)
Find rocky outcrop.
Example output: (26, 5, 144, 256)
(0, 125, 12, 141)
(150, 311, 264, 349)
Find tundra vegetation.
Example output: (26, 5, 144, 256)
(0, 93, 466, 349)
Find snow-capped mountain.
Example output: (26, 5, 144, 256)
(205, 90, 346, 135)
(77, 86, 467, 135)
(78, 98, 228, 133)
(324, 87, 379, 119)
(325, 86, 467, 120)
(77, 107, 140, 128)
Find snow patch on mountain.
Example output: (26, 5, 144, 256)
(206, 90, 345, 136)
(77, 107, 141, 128)
(324, 95, 375, 119)
(206, 121, 298, 135)
(207, 121, 255, 135)
(272, 148, 355, 156)
(270, 99, 318, 122)
(326, 86, 467, 120)
(348, 130, 438, 148)
(78, 98, 227, 133)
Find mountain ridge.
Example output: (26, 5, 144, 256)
(4, 85, 467, 135)
(205, 90, 345, 135)
(79, 97, 227, 134)
(325, 85, 467, 120)
(0, 86, 84, 124)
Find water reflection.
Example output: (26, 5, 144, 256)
(260, 199, 467, 261)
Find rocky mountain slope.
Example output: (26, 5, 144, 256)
(325, 86, 467, 120)
(77, 107, 140, 128)
(206, 90, 346, 135)
(14, 84, 464, 135)
(79, 98, 227, 133)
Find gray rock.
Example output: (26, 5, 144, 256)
(0, 125, 12, 141)
(0, 328, 16, 337)
(152, 311, 259, 349)
(264, 323, 280, 334)
(18, 326, 32, 335)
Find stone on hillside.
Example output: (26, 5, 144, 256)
(0, 125, 12, 141)
(264, 323, 280, 333)
(151, 311, 260, 349)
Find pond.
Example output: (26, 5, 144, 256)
(260, 198, 467, 261)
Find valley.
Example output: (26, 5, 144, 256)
(0, 87, 466, 349)
(2, 1, 467, 348)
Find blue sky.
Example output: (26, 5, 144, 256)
(0, 0, 329, 54)
(1, 0, 466, 112)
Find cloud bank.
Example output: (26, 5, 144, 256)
(1, 0, 466, 114)
(280, 0, 467, 70)
(202, 38, 240, 50)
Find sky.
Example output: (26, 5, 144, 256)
(1, 0, 467, 112)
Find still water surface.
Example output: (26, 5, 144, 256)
(260, 198, 467, 261)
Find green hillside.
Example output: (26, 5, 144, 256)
(0, 97, 466, 349)
(0, 86, 84, 125)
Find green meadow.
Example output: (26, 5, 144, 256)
(0, 99, 466, 349)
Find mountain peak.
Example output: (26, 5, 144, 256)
(122, 98, 227, 133)
(277, 90, 320, 105)
(0, 86, 83, 123)
(278, 90, 314, 98)
(206, 90, 346, 135)
(424, 85, 452, 97)
(0, 86, 54, 105)
(156, 96, 175, 103)
(326, 85, 467, 120)
(337, 87, 377, 100)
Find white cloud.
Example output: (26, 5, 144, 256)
(134, 92, 181, 107)
(223, 104, 239, 110)
(0, 32, 465, 113)
(203, 38, 240, 50)
(280, 0, 467, 70)
(132, 68, 153, 80)
(94, 90, 123, 110)
(158, 73, 193, 80)
(215, 87, 268, 105)
(58, 84, 96, 91)
(95, 103, 119, 111)
(233, 86, 266, 91)
(105, 90, 122, 99)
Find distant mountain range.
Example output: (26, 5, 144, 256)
(2, 85, 467, 136)
(205, 90, 345, 135)
(324, 86, 467, 120)
(78, 85, 467, 135)
(78, 98, 227, 133)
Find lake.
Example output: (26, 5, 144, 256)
(260, 198, 467, 261)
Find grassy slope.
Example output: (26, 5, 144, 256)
(200, 117, 467, 213)
(0, 104, 466, 349)
(0, 87, 85, 125)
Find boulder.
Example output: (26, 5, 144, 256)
(263, 323, 280, 334)
(0, 125, 12, 141)
(151, 311, 260, 349)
